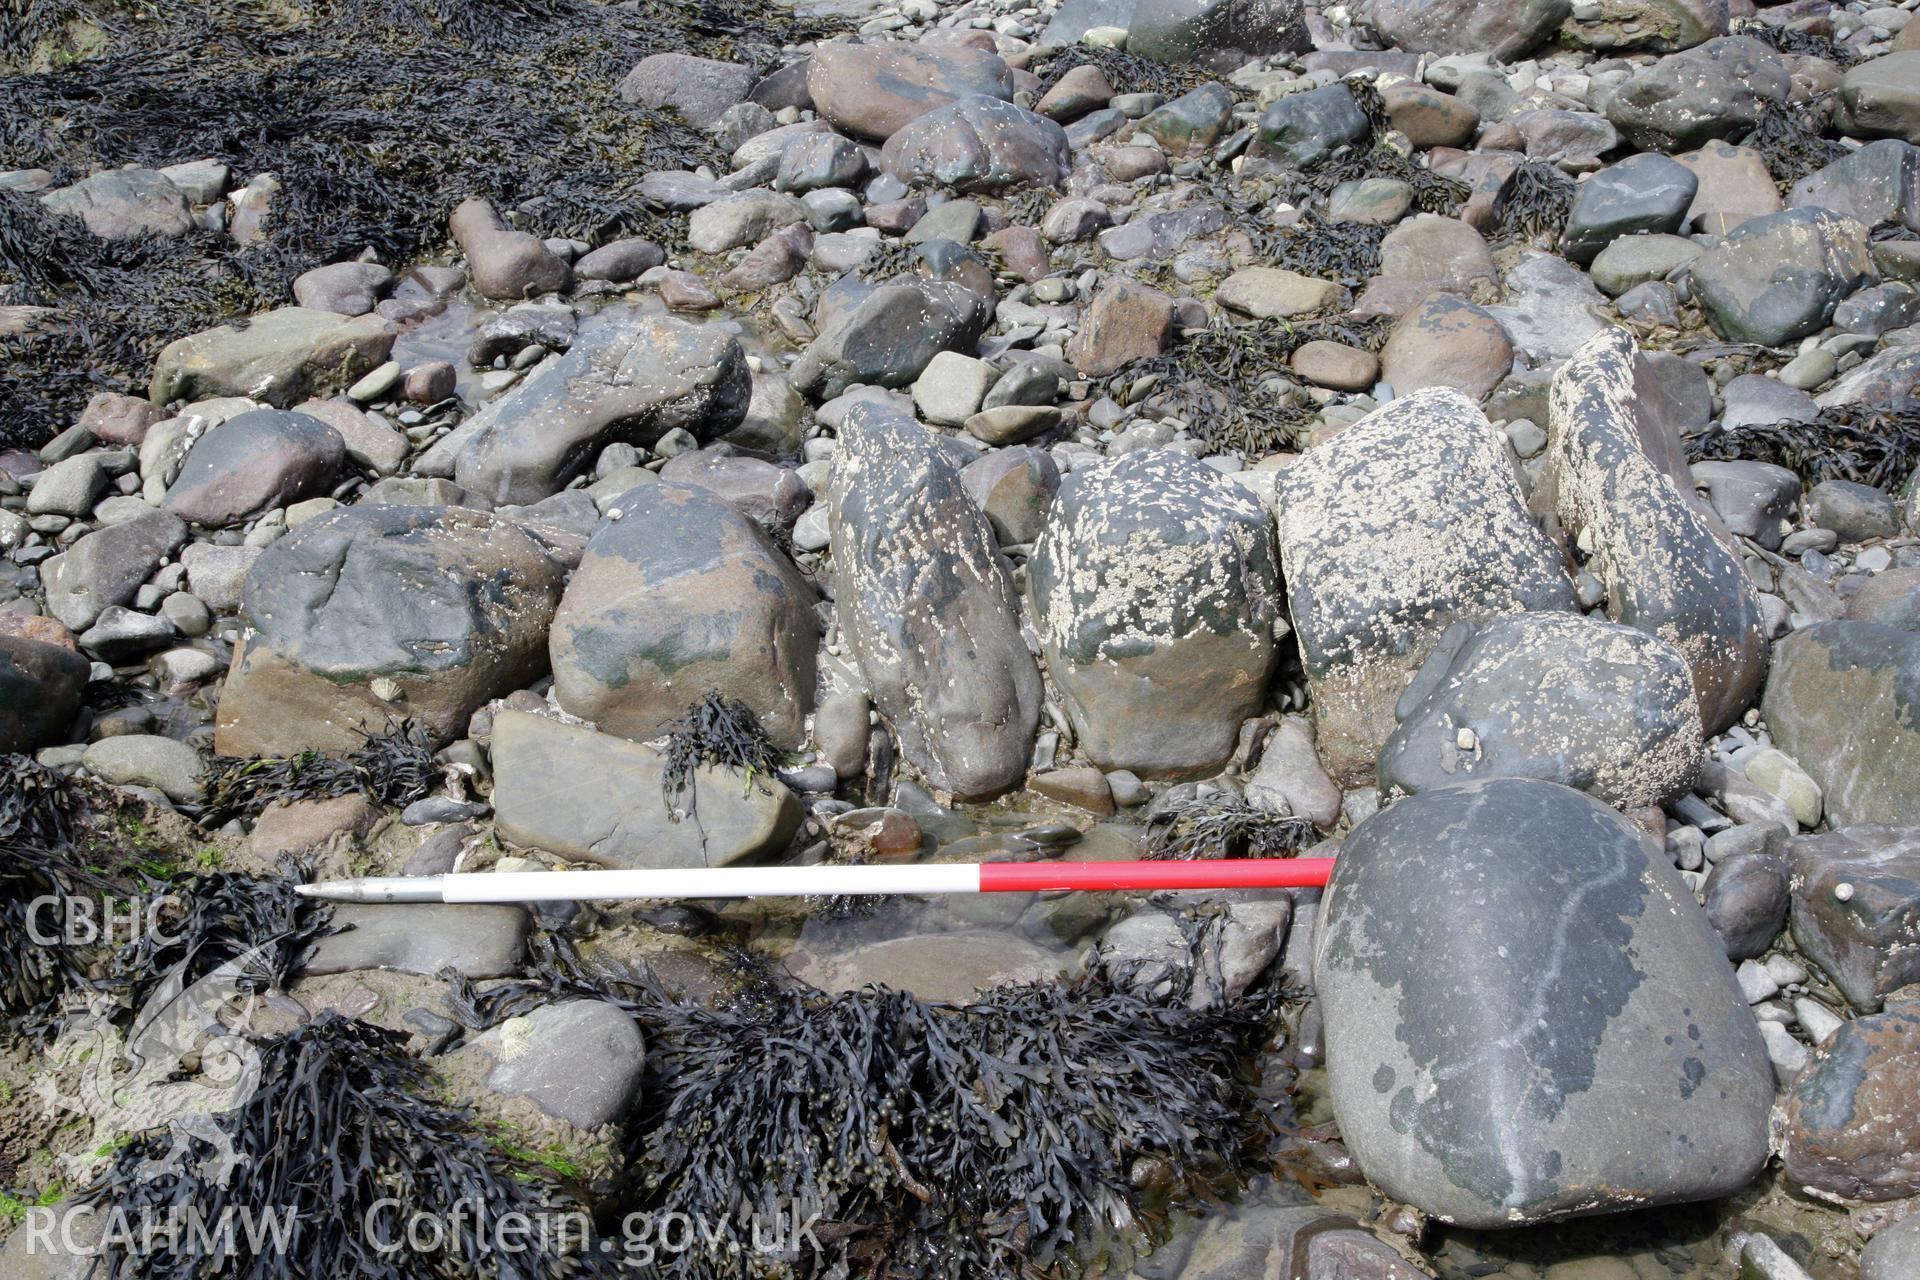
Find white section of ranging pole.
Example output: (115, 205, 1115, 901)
(295, 863, 985, 903)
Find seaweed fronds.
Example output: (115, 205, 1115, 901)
(1736, 18, 1861, 69)
(1741, 94, 1850, 192)
(112, 867, 335, 1016)
(0, 752, 90, 850)
(660, 692, 786, 821)
(1268, 217, 1386, 287)
(1144, 794, 1316, 861)
(0, 843, 112, 1025)
(1298, 146, 1470, 219)
(1686, 403, 1920, 493)
(1026, 42, 1218, 101)
(75, 1012, 585, 1280)
(630, 973, 1282, 1278)
(1493, 161, 1577, 244)
(198, 722, 436, 827)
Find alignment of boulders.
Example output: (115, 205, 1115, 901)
(8, 0, 1920, 1272)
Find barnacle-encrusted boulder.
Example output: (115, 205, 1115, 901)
(1378, 613, 1703, 809)
(828, 403, 1041, 798)
(1274, 388, 1577, 784)
(455, 313, 751, 506)
(149, 307, 396, 409)
(1028, 449, 1281, 778)
(215, 506, 567, 756)
(1763, 621, 1920, 828)
(1316, 778, 1774, 1227)
(1546, 328, 1767, 732)
(550, 482, 818, 749)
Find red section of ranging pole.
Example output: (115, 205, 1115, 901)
(978, 858, 1335, 893)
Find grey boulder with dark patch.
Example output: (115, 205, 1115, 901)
(828, 402, 1041, 798)
(1379, 613, 1703, 809)
(1560, 153, 1699, 264)
(791, 277, 993, 398)
(1315, 778, 1774, 1228)
(1029, 449, 1280, 778)
(550, 481, 818, 748)
(1762, 621, 1920, 828)
(1690, 207, 1874, 347)
(162, 409, 345, 528)
(490, 710, 801, 869)
(1546, 328, 1767, 733)
(447, 999, 645, 1131)
(0, 635, 89, 753)
(149, 307, 396, 409)
(806, 40, 1015, 142)
(1255, 82, 1372, 167)
(880, 96, 1070, 193)
(1123, 0, 1312, 69)
(1787, 826, 1920, 1011)
(215, 506, 566, 755)
(1361, 0, 1571, 60)
(455, 314, 750, 506)
(1274, 388, 1577, 785)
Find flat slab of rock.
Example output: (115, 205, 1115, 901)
(1762, 621, 1920, 827)
(1788, 826, 1920, 1011)
(619, 52, 755, 129)
(550, 481, 817, 748)
(149, 307, 395, 409)
(1275, 388, 1576, 784)
(301, 902, 528, 978)
(828, 402, 1041, 798)
(785, 930, 1082, 1003)
(42, 510, 187, 631)
(1315, 778, 1774, 1228)
(1029, 449, 1281, 777)
(456, 313, 750, 506)
(1379, 613, 1703, 809)
(216, 506, 566, 755)
(1547, 329, 1767, 732)
(490, 710, 801, 869)
(41, 167, 193, 240)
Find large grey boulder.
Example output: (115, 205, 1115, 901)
(1560, 154, 1699, 264)
(1763, 622, 1920, 828)
(550, 482, 818, 748)
(1379, 613, 1703, 809)
(1604, 37, 1791, 153)
(1546, 329, 1767, 732)
(41, 510, 188, 631)
(1841, 51, 1920, 146)
(215, 506, 566, 755)
(1789, 139, 1920, 233)
(490, 710, 801, 869)
(1691, 208, 1874, 347)
(1361, 0, 1571, 60)
(41, 168, 193, 240)
(149, 307, 396, 409)
(161, 408, 345, 528)
(828, 403, 1041, 798)
(1125, 0, 1312, 67)
(1255, 83, 1372, 168)
(1315, 778, 1774, 1228)
(1274, 388, 1577, 784)
(1029, 449, 1281, 778)
(791, 277, 993, 398)
(0, 635, 89, 753)
(880, 97, 1070, 193)
(455, 314, 750, 506)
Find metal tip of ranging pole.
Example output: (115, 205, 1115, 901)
(294, 858, 1337, 905)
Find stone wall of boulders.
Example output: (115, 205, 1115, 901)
(7, 0, 1920, 1271)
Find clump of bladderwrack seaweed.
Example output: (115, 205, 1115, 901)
(1027, 41, 1219, 102)
(0, 756, 106, 1025)
(1493, 161, 1577, 244)
(74, 1012, 587, 1280)
(1736, 17, 1862, 68)
(1687, 403, 1920, 493)
(112, 866, 335, 1015)
(629, 974, 1283, 1279)
(198, 722, 438, 827)
(660, 691, 788, 821)
(1144, 794, 1317, 861)
(1111, 312, 1389, 455)
(0, 0, 847, 447)
(1741, 94, 1851, 191)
